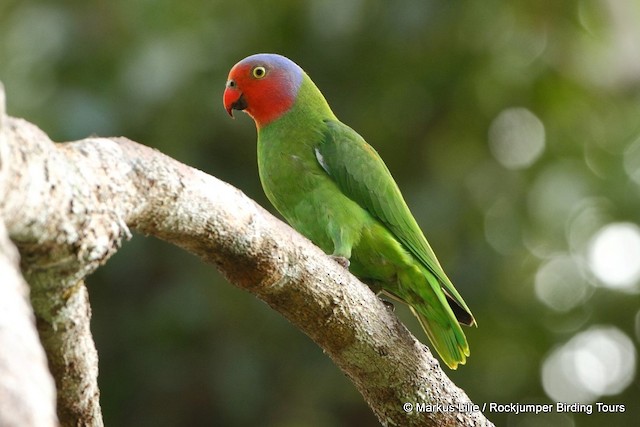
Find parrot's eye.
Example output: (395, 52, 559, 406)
(252, 66, 267, 79)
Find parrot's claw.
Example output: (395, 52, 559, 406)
(381, 300, 395, 312)
(330, 255, 350, 269)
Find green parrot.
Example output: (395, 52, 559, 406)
(223, 53, 475, 369)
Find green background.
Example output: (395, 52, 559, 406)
(2, 1, 639, 426)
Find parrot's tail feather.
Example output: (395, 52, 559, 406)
(444, 292, 475, 326)
(399, 270, 471, 370)
(410, 306, 470, 370)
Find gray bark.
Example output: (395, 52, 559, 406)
(0, 82, 493, 427)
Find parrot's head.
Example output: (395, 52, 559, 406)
(224, 53, 304, 128)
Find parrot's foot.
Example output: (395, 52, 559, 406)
(330, 255, 350, 269)
(381, 300, 395, 312)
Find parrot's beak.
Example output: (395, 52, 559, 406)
(223, 81, 247, 118)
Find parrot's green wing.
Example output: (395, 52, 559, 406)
(316, 120, 475, 326)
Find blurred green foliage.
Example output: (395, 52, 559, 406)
(2, 1, 640, 426)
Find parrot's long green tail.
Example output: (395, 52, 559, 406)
(410, 305, 469, 369)
(401, 269, 470, 370)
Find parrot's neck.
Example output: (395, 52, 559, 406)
(256, 75, 338, 216)
(257, 74, 336, 134)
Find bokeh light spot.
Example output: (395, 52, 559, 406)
(542, 326, 636, 403)
(527, 162, 592, 246)
(534, 255, 593, 312)
(587, 222, 640, 291)
(623, 135, 640, 185)
(565, 198, 611, 254)
(488, 107, 545, 169)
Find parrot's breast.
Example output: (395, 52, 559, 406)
(257, 127, 366, 255)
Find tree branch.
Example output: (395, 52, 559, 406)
(0, 83, 493, 427)
(0, 221, 58, 427)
